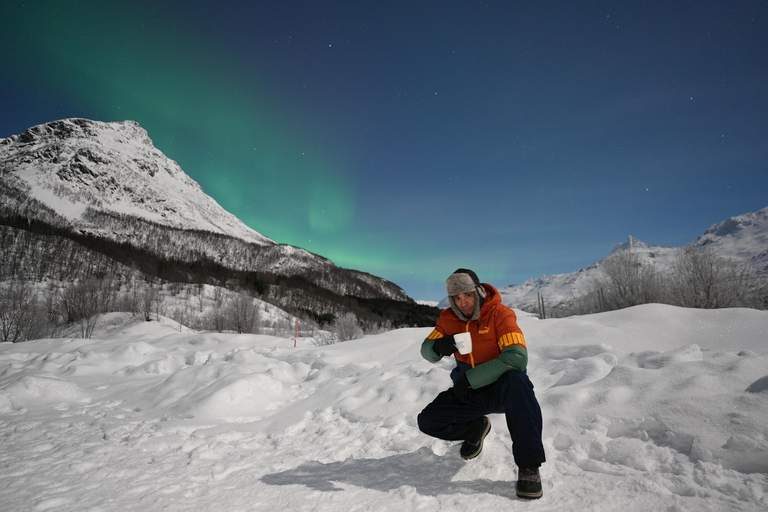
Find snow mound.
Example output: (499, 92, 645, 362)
(639, 344, 703, 369)
(746, 375, 768, 393)
(0, 304, 766, 511)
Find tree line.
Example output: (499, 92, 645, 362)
(0, 277, 402, 344)
(538, 246, 767, 318)
(0, 210, 440, 334)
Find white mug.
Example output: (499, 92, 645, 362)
(454, 332, 473, 355)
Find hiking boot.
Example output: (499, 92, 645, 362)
(459, 416, 491, 460)
(516, 466, 543, 499)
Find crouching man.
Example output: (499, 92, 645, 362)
(417, 269, 546, 499)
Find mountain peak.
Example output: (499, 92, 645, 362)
(691, 206, 768, 272)
(611, 235, 650, 253)
(698, 206, 768, 240)
(14, 118, 147, 146)
(2, 118, 272, 245)
(497, 205, 768, 312)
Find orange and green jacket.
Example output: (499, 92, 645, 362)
(420, 283, 528, 389)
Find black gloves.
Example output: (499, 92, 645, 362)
(452, 375, 472, 404)
(432, 335, 457, 357)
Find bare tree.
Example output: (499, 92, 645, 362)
(333, 312, 363, 342)
(273, 317, 292, 338)
(0, 281, 47, 342)
(61, 278, 104, 338)
(213, 286, 225, 308)
(195, 283, 205, 312)
(670, 247, 761, 308)
(171, 303, 191, 332)
(168, 282, 183, 296)
(153, 285, 166, 320)
(120, 280, 141, 318)
(598, 250, 665, 309)
(715, 258, 761, 308)
(96, 276, 118, 314)
(225, 293, 260, 334)
(140, 283, 160, 321)
(44, 283, 67, 337)
(201, 286, 226, 331)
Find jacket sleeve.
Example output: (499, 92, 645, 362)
(420, 320, 448, 363)
(465, 345, 527, 389)
(420, 338, 442, 363)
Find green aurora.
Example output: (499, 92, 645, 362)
(4, 1, 767, 300)
(3, 1, 409, 276)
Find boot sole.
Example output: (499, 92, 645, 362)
(516, 489, 543, 499)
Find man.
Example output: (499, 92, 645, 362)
(417, 269, 546, 500)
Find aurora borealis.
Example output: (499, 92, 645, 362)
(2, 1, 767, 300)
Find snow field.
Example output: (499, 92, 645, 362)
(0, 305, 766, 511)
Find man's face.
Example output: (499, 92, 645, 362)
(453, 291, 476, 317)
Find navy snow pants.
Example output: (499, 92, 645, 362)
(417, 370, 546, 468)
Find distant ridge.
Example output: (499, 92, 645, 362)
(495, 206, 768, 312)
(690, 206, 768, 274)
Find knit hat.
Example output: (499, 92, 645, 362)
(446, 268, 487, 320)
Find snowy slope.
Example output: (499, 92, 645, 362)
(0, 118, 272, 245)
(495, 237, 678, 312)
(498, 208, 768, 311)
(0, 118, 412, 302)
(1, 305, 766, 511)
(690, 205, 768, 273)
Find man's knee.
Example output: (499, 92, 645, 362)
(417, 410, 429, 434)
(497, 370, 536, 399)
(417, 403, 441, 435)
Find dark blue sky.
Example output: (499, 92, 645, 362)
(2, 1, 767, 300)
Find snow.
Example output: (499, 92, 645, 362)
(1, 305, 767, 511)
(692, 206, 768, 272)
(2, 118, 273, 246)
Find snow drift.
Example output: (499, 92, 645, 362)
(1, 305, 766, 511)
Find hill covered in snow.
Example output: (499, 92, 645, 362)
(1, 118, 435, 329)
(690, 206, 768, 273)
(1, 118, 272, 245)
(1, 305, 766, 510)
(497, 207, 768, 313)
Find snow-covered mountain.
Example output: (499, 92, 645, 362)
(0, 118, 427, 324)
(497, 207, 768, 312)
(0, 118, 271, 245)
(690, 206, 768, 274)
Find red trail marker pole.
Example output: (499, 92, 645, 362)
(294, 318, 299, 347)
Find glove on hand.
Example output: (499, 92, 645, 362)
(432, 335, 457, 357)
(452, 375, 472, 404)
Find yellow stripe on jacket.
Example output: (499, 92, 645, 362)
(426, 329, 444, 340)
(498, 332, 526, 350)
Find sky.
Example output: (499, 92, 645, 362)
(2, 1, 767, 301)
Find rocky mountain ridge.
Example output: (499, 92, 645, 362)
(496, 206, 768, 313)
(1, 118, 437, 328)
(2, 118, 272, 245)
